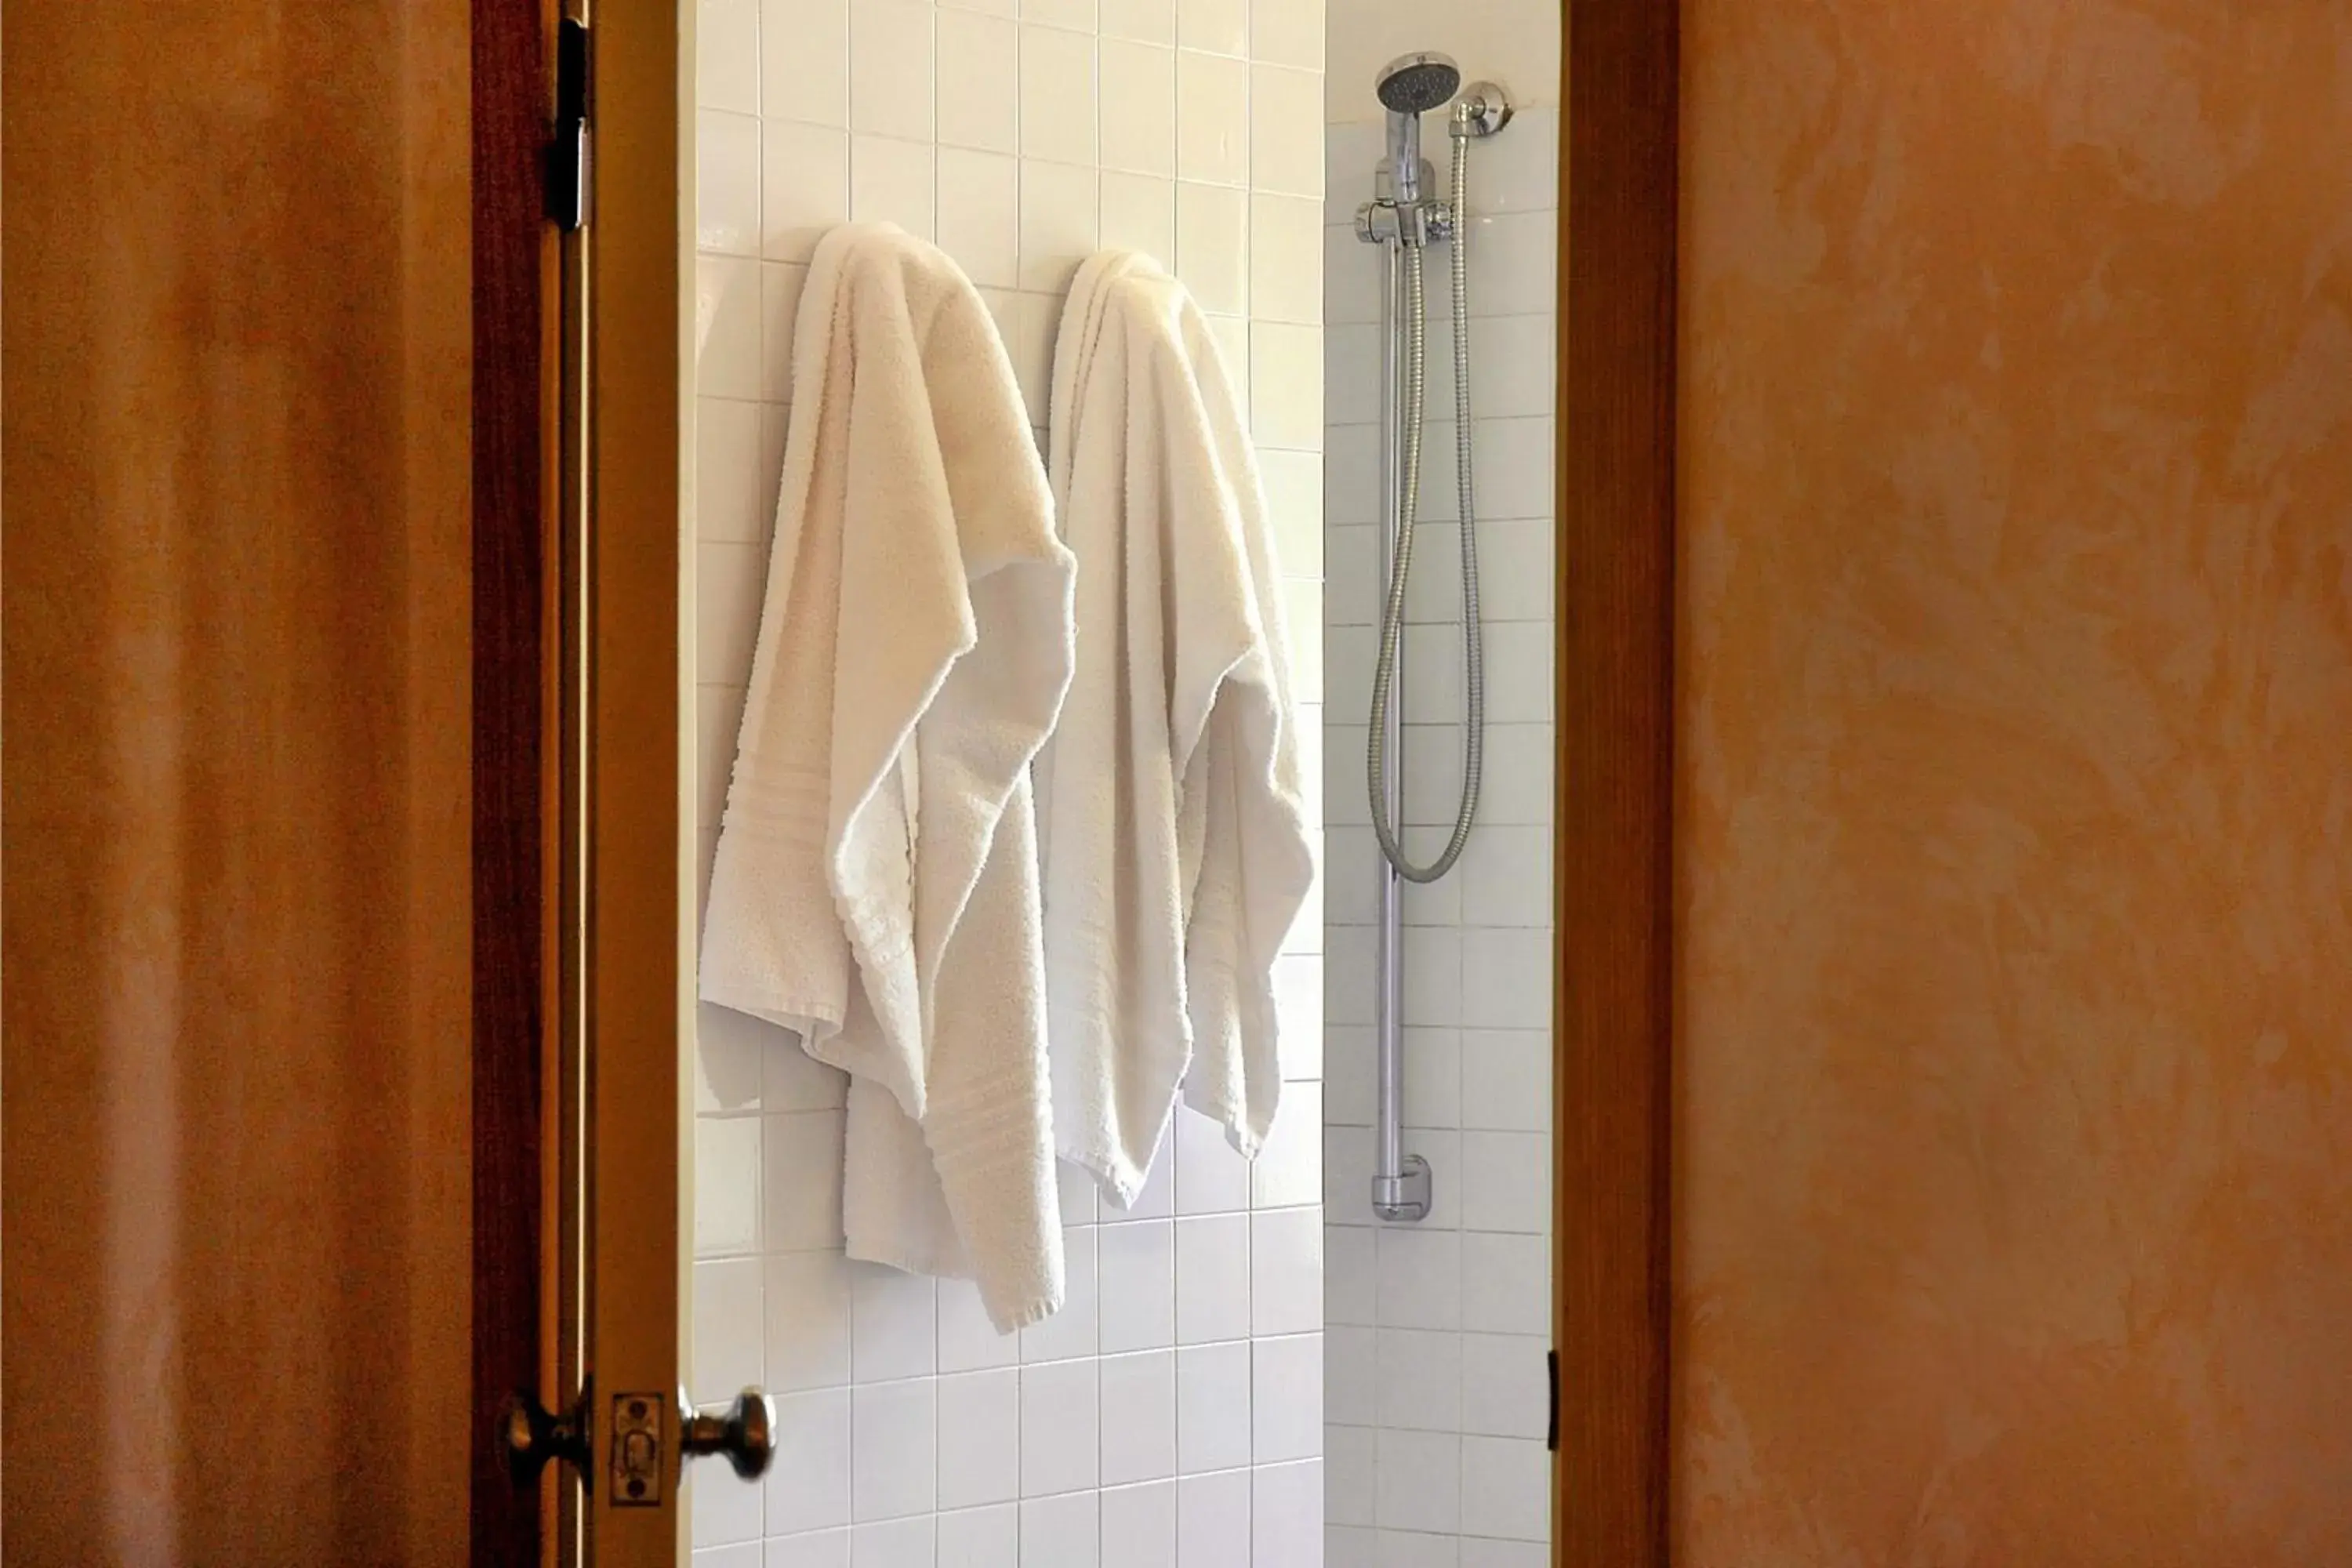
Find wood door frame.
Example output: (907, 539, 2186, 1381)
(472, 2, 554, 1562)
(1554, 0, 1679, 1564)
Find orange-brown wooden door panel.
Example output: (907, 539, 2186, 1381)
(2, 2, 477, 1561)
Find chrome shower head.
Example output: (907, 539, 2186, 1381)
(1374, 53, 1460, 207)
(1375, 52, 1462, 114)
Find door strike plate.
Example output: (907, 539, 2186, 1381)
(609, 1390, 665, 1506)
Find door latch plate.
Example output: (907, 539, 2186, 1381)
(609, 1391, 665, 1506)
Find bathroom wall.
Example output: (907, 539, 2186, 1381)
(1321, 13, 1561, 1562)
(1678, 3, 2352, 1562)
(686, 1, 1328, 1563)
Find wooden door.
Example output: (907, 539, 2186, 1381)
(2, 2, 698, 1561)
(1559, 4, 2352, 1565)
(2, 2, 479, 1561)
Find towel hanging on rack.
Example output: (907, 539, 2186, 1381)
(699, 223, 1077, 1333)
(1034, 250, 1316, 1208)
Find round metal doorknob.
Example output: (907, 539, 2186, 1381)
(681, 1388, 775, 1480)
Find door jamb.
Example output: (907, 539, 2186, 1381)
(1554, 0, 1679, 1563)
(472, 2, 556, 1563)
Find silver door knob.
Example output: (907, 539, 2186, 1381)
(681, 1388, 775, 1480)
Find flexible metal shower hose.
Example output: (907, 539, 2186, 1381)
(1367, 124, 1482, 883)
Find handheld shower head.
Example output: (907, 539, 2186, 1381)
(1374, 52, 1461, 206)
(1375, 52, 1462, 114)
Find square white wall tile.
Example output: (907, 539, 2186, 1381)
(1023, 0, 1095, 27)
(764, 1109, 847, 1252)
(1020, 1492, 1100, 1568)
(1173, 1104, 1250, 1217)
(1324, 1425, 1374, 1527)
(695, 1258, 768, 1405)
(1459, 1334, 1548, 1441)
(1374, 1429, 1459, 1535)
(938, 1504, 1018, 1568)
(1374, 1328, 1460, 1435)
(938, 1279, 1022, 1374)
(1461, 1031, 1551, 1134)
(699, 110, 765, 256)
(768, 1388, 852, 1534)
(1459, 1436, 1548, 1541)
(1020, 1358, 1100, 1497)
(697, 1114, 764, 1257)
(935, 149, 1021, 289)
(850, 135, 937, 237)
(852, 1516, 936, 1568)
(1174, 50, 1248, 185)
(1251, 321, 1323, 450)
(1248, 193, 1323, 324)
(762, 0, 848, 127)
(697, 1458, 765, 1548)
(1177, 1469, 1251, 1568)
(852, 1379, 938, 1521)
(1174, 1214, 1251, 1345)
(1253, 1332, 1323, 1461)
(1174, 0, 1246, 56)
(1373, 1227, 1459, 1332)
(1022, 1225, 1099, 1363)
(1100, 1218, 1177, 1352)
(1252, 1461, 1323, 1566)
(1458, 1541, 1548, 1568)
(1101, 41, 1178, 176)
(936, 9, 1019, 152)
(1018, 160, 1100, 294)
(1174, 181, 1248, 315)
(1101, 0, 1173, 43)
(767, 1249, 854, 1391)
(1020, 26, 1098, 165)
(850, 0, 935, 141)
(1100, 1481, 1178, 1568)
(700, 0, 762, 113)
(696, 256, 765, 398)
(1100, 170, 1177, 262)
(696, 397, 766, 546)
(1248, 64, 1322, 197)
(1458, 927, 1551, 1030)
(938, 1370, 1022, 1510)
(1250, 0, 1322, 71)
(1250, 1083, 1322, 1209)
(1458, 1233, 1548, 1338)
(1459, 1132, 1551, 1236)
(761, 120, 848, 260)
(1098, 1349, 1178, 1485)
(1174, 1341, 1252, 1473)
(1250, 1207, 1323, 1337)
(854, 1265, 939, 1382)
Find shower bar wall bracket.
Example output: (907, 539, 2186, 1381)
(1373, 1154, 1433, 1223)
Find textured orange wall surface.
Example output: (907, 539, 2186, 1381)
(1676, 3, 2352, 1562)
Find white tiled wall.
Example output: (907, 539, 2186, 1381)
(687, 1, 1326, 1563)
(1319, 100, 1559, 1566)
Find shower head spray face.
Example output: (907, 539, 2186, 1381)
(1374, 52, 1463, 114)
(1374, 52, 1461, 206)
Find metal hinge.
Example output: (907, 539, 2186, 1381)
(547, 16, 592, 230)
(1546, 1349, 1559, 1451)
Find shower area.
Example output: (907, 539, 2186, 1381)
(686, 1, 1561, 1561)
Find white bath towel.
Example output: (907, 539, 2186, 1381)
(1036, 251, 1316, 1206)
(699, 223, 1076, 1331)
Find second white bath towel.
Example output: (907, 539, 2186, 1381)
(1036, 251, 1316, 1206)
